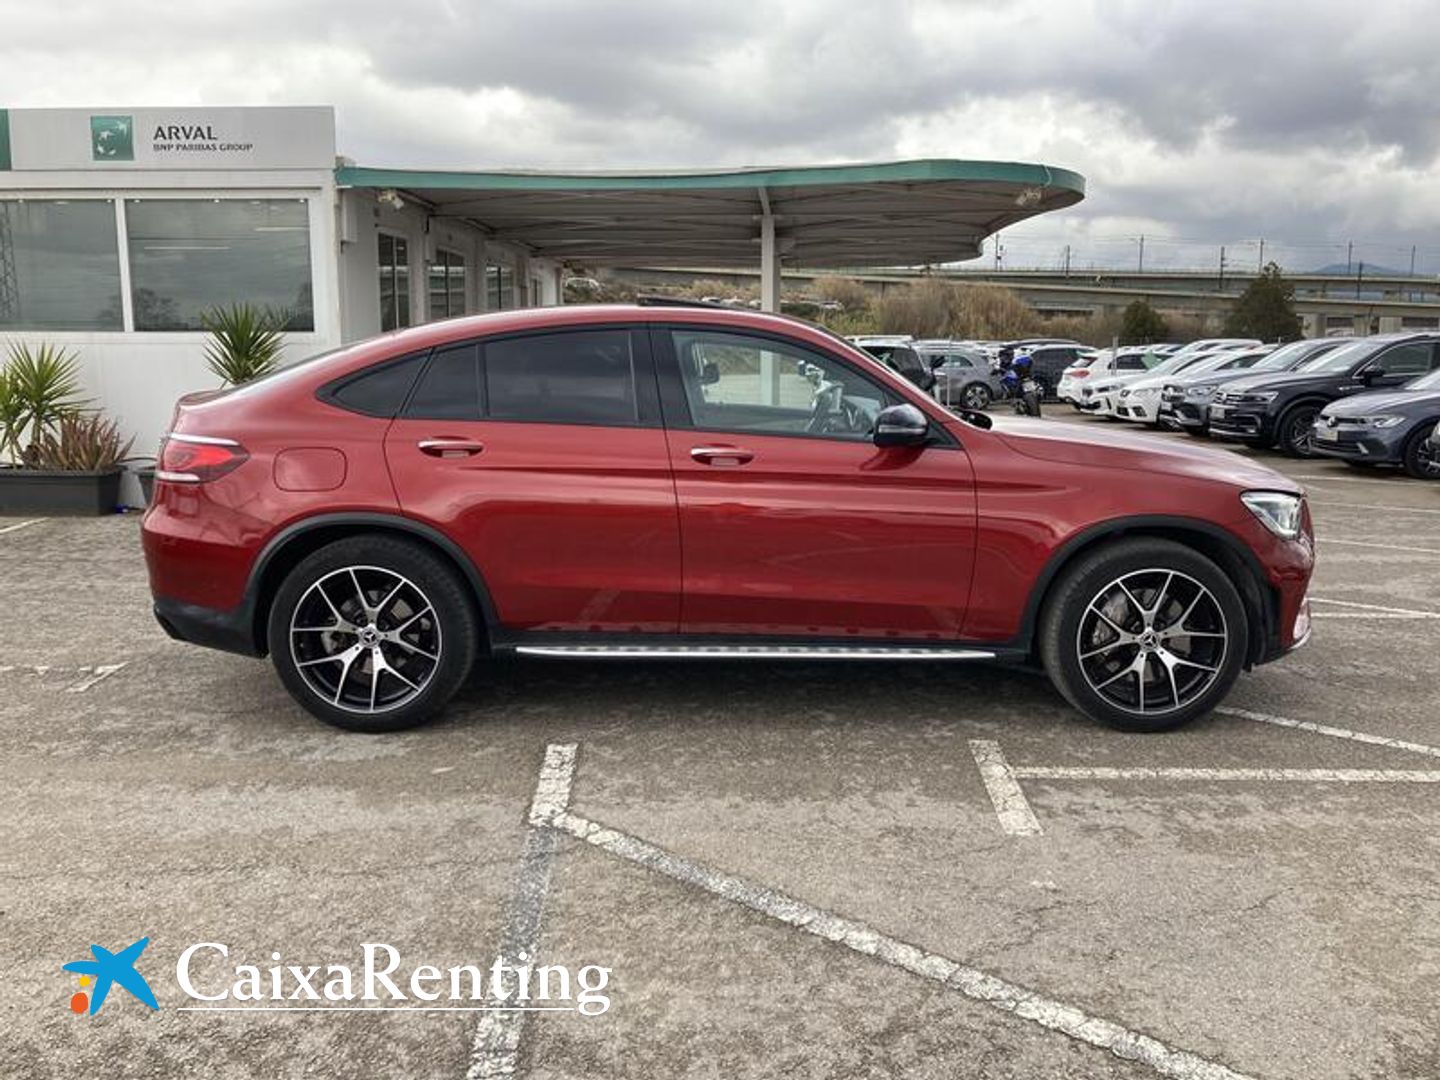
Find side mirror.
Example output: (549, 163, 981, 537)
(700, 361, 721, 386)
(873, 403, 930, 448)
(1358, 366, 1382, 384)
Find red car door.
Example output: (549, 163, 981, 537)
(656, 326, 977, 640)
(383, 328, 681, 633)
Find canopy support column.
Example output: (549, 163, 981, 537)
(759, 188, 779, 313)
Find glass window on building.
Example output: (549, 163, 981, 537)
(0, 199, 123, 330)
(428, 249, 467, 321)
(486, 263, 515, 311)
(378, 233, 410, 332)
(125, 198, 314, 332)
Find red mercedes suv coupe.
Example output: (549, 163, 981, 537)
(142, 304, 1314, 733)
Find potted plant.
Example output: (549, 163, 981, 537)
(201, 303, 287, 385)
(0, 342, 134, 515)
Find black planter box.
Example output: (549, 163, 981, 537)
(0, 468, 123, 515)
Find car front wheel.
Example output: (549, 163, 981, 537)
(1278, 403, 1321, 457)
(1039, 538, 1249, 732)
(267, 535, 479, 732)
(1403, 421, 1440, 480)
(960, 382, 992, 410)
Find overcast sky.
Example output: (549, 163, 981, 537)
(4, 0, 1437, 272)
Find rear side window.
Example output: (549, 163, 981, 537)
(484, 329, 638, 425)
(325, 353, 427, 417)
(1116, 355, 1149, 371)
(406, 344, 481, 420)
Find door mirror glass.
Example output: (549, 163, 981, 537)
(873, 403, 929, 447)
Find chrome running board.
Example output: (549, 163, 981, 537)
(513, 644, 997, 661)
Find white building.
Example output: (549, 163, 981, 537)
(0, 106, 563, 455)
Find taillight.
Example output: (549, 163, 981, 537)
(157, 434, 249, 483)
(1073, 369, 1090, 377)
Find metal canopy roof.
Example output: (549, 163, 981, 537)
(335, 159, 1084, 268)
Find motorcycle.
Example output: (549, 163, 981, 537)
(1000, 368, 1043, 417)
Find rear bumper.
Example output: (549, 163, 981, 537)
(153, 595, 262, 657)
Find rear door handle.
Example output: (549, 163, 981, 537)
(418, 438, 485, 458)
(690, 445, 754, 466)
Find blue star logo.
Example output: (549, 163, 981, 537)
(63, 937, 159, 1016)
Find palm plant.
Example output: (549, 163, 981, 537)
(0, 342, 87, 465)
(201, 304, 287, 385)
(33, 412, 135, 471)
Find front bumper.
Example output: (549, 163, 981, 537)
(1308, 425, 1404, 464)
(1115, 394, 1161, 421)
(1159, 395, 1209, 428)
(1208, 403, 1274, 442)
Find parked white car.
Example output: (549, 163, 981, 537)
(1114, 347, 1275, 425)
(1080, 342, 1256, 417)
(1058, 347, 1161, 406)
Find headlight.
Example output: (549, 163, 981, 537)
(1364, 415, 1405, 428)
(1236, 391, 1278, 404)
(1242, 491, 1304, 540)
(1186, 386, 1215, 398)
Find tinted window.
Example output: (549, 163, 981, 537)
(328, 354, 426, 417)
(406, 344, 481, 419)
(1372, 342, 1437, 376)
(672, 329, 892, 440)
(484, 330, 637, 425)
(1116, 355, 1149, 371)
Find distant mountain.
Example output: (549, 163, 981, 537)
(1309, 262, 1412, 277)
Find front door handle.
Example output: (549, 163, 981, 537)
(690, 445, 754, 466)
(418, 438, 485, 458)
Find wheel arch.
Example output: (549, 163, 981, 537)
(245, 513, 500, 656)
(1018, 515, 1276, 668)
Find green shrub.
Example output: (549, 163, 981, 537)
(201, 304, 287, 385)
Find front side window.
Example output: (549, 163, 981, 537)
(428, 249, 466, 321)
(1371, 342, 1438, 376)
(0, 199, 123, 331)
(672, 329, 892, 440)
(126, 199, 313, 331)
(378, 233, 410, 332)
(484, 329, 636, 426)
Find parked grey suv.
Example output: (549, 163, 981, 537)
(914, 342, 1003, 409)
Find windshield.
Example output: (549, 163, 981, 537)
(1302, 338, 1386, 374)
(1184, 352, 1250, 376)
(1144, 352, 1215, 378)
(1251, 340, 1328, 372)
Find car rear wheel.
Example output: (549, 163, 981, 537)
(1277, 403, 1321, 457)
(960, 382, 992, 410)
(268, 535, 479, 732)
(1402, 422, 1440, 480)
(1039, 538, 1248, 732)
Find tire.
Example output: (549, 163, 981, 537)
(1277, 402, 1322, 457)
(1038, 537, 1249, 733)
(960, 382, 992, 410)
(267, 535, 480, 733)
(1402, 421, 1440, 480)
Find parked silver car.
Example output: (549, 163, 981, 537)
(913, 341, 1004, 409)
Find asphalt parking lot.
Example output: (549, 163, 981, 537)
(3, 417, 1438, 1080)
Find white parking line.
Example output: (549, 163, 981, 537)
(1309, 597, 1440, 619)
(1011, 765, 1440, 783)
(969, 739, 1043, 836)
(1292, 474, 1405, 485)
(466, 744, 577, 1080)
(66, 663, 127, 693)
(1321, 538, 1440, 556)
(535, 745, 1255, 1080)
(0, 517, 44, 535)
(1215, 706, 1440, 761)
